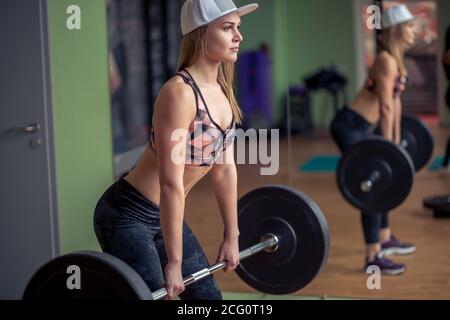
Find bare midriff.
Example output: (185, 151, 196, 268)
(348, 88, 381, 126)
(124, 146, 212, 206)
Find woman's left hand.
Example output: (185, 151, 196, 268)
(217, 237, 240, 273)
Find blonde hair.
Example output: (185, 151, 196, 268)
(378, 23, 410, 77)
(177, 26, 243, 124)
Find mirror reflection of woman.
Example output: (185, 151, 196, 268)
(330, 4, 417, 275)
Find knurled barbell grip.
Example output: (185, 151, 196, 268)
(151, 235, 279, 300)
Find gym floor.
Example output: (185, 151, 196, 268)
(185, 121, 450, 300)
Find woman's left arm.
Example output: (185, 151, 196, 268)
(393, 97, 402, 145)
(210, 142, 240, 272)
(211, 141, 239, 239)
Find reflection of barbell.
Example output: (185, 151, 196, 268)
(23, 186, 329, 300)
(375, 114, 434, 172)
(337, 115, 434, 213)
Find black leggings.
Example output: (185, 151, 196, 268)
(93, 178, 223, 300)
(330, 106, 389, 244)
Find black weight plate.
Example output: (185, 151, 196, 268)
(337, 137, 414, 213)
(423, 195, 450, 212)
(401, 114, 434, 171)
(23, 251, 153, 300)
(236, 185, 329, 295)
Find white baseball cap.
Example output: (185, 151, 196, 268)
(382, 4, 418, 29)
(181, 0, 259, 36)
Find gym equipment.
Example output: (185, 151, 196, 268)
(400, 115, 434, 172)
(236, 185, 329, 295)
(337, 137, 415, 213)
(23, 251, 153, 300)
(423, 195, 450, 218)
(23, 186, 329, 300)
(375, 114, 434, 172)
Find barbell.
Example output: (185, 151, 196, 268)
(400, 114, 434, 172)
(337, 137, 415, 213)
(375, 114, 434, 172)
(23, 185, 329, 300)
(337, 114, 434, 213)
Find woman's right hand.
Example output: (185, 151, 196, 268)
(164, 262, 185, 300)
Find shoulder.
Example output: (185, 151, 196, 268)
(154, 75, 197, 118)
(159, 75, 195, 104)
(374, 51, 397, 76)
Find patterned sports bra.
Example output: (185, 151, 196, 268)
(149, 69, 237, 167)
(365, 74, 408, 98)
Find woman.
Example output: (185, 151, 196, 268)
(94, 0, 259, 300)
(330, 4, 417, 275)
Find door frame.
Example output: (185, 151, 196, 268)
(39, 0, 60, 257)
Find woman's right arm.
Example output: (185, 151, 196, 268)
(152, 81, 196, 299)
(374, 53, 398, 141)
